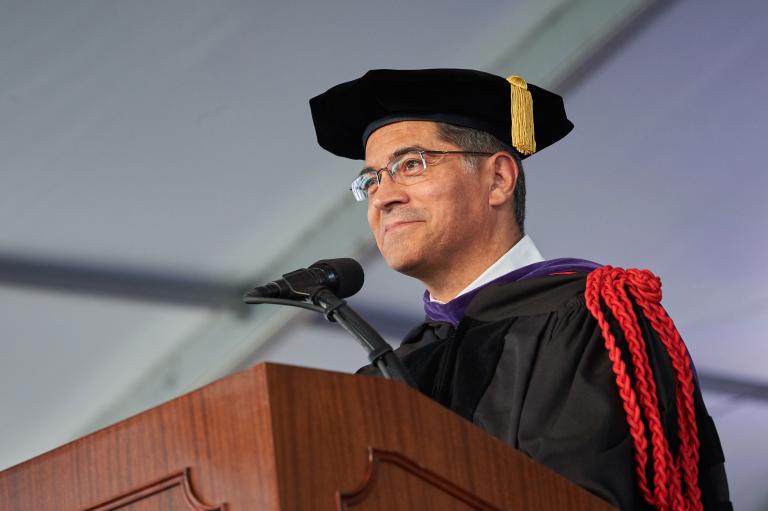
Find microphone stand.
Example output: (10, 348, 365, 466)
(311, 288, 417, 388)
(243, 288, 417, 389)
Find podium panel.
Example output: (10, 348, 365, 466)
(0, 363, 615, 510)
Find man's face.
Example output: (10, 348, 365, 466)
(364, 121, 495, 280)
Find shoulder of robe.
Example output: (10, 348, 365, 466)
(465, 273, 590, 321)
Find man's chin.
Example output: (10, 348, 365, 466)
(381, 252, 428, 279)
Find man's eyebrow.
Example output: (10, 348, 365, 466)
(359, 145, 427, 176)
(392, 145, 426, 158)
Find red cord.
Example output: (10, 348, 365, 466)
(585, 267, 702, 511)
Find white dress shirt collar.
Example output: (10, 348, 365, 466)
(429, 234, 544, 303)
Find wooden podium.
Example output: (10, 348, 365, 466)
(0, 363, 615, 510)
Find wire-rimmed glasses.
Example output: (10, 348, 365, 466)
(350, 149, 492, 201)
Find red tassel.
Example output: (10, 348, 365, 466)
(585, 267, 702, 511)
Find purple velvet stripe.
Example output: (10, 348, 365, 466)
(423, 258, 602, 326)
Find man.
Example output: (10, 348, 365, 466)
(309, 69, 731, 510)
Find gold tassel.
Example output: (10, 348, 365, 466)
(506, 75, 536, 155)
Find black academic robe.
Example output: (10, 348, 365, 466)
(360, 273, 731, 510)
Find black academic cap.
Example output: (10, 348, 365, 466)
(309, 68, 573, 160)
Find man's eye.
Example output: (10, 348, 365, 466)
(399, 158, 423, 175)
(360, 174, 377, 189)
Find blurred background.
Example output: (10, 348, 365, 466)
(1, 0, 765, 508)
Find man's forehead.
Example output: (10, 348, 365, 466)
(364, 120, 440, 161)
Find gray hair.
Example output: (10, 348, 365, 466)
(434, 123, 526, 235)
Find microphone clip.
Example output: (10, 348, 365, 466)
(279, 268, 330, 299)
(308, 287, 346, 322)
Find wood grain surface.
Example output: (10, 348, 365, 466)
(337, 447, 502, 510)
(0, 366, 279, 510)
(82, 469, 224, 511)
(0, 363, 616, 510)
(263, 363, 615, 511)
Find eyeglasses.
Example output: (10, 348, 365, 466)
(350, 149, 493, 201)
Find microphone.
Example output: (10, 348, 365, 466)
(245, 258, 364, 300)
(242, 257, 415, 387)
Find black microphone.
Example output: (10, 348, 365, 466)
(242, 258, 415, 387)
(245, 258, 364, 300)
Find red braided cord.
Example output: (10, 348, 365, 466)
(585, 267, 703, 511)
(601, 269, 677, 508)
(584, 268, 657, 506)
(626, 270, 702, 511)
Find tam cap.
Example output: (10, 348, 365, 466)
(309, 68, 574, 160)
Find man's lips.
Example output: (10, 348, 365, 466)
(383, 220, 422, 233)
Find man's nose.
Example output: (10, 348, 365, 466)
(371, 171, 408, 211)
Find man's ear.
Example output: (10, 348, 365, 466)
(488, 152, 518, 207)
